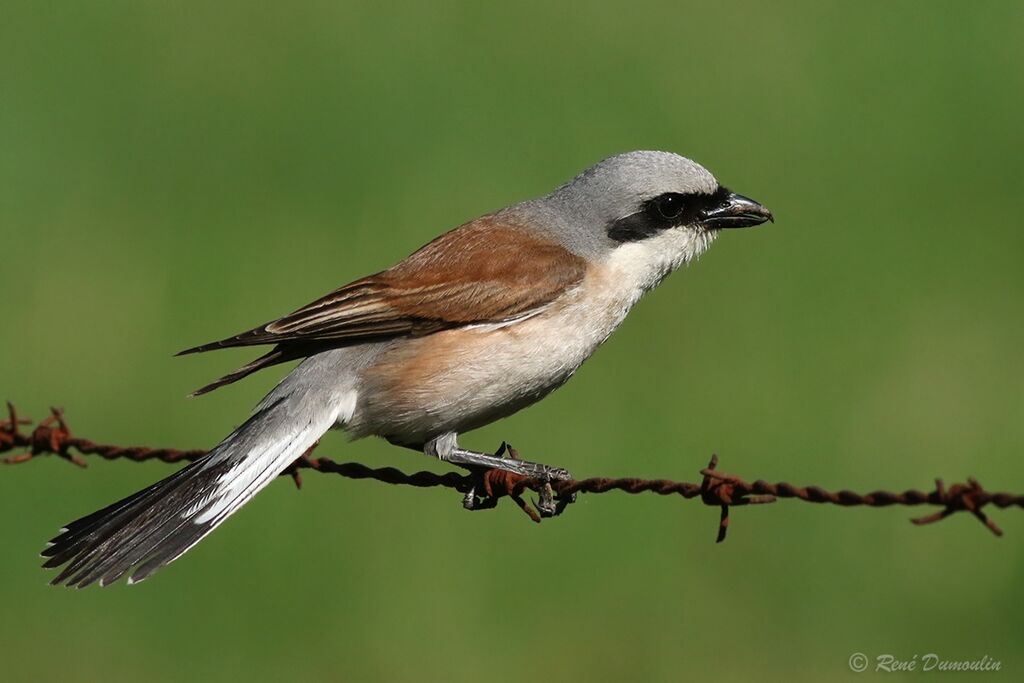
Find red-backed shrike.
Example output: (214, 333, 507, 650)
(44, 150, 772, 587)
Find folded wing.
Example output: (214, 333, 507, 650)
(180, 216, 587, 394)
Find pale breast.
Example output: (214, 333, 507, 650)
(347, 262, 635, 446)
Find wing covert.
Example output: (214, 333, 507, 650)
(179, 216, 586, 356)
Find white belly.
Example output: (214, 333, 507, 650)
(346, 276, 623, 444)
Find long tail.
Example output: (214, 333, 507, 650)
(42, 387, 339, 588)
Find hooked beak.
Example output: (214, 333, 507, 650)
(701, 191, 774, 229)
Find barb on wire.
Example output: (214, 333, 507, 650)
(2, 403, 1021, 541)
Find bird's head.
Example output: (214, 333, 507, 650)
(530, 150, 772, 286)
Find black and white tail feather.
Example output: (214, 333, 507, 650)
(43, 387, 338, 588)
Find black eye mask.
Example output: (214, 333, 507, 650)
(607, 186, 732, 243)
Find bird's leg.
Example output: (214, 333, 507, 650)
(420, 433, 575, 517)
(423, 432, 572, 482)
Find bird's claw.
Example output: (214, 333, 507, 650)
(458, 441, 576, 521)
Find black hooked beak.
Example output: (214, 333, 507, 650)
(701, 191, 774, 229)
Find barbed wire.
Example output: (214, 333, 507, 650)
(2, 403, 1020, 541)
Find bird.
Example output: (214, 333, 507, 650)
(42, 150, 773, 587)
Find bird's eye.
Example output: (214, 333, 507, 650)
(655, 193, 685, 219)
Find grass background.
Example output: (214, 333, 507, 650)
(2, 1, 1023, 680)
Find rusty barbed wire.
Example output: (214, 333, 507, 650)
(2, 403, 1021, 541)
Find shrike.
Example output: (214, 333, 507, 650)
(43, 150, 772, 587)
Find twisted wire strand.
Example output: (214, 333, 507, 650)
(2, 403, 1019, 540)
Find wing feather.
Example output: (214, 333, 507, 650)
(178, 216, 586, 358)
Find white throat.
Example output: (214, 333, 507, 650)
(604, 228, 717, 305)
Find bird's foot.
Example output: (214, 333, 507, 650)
(454, 441, 577, 520)
(448, 442, 572, 482)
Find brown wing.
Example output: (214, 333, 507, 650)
(179, 216, 586, 394)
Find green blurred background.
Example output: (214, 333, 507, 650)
(2, 1, 1023, 680)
